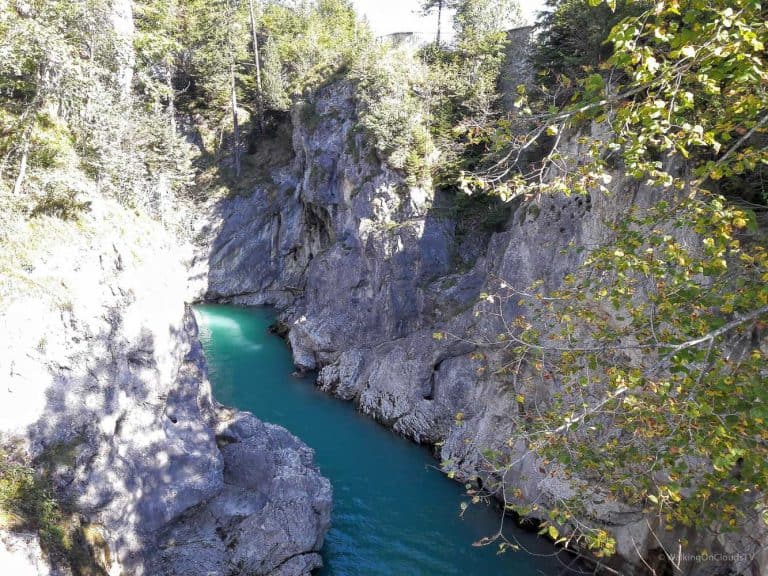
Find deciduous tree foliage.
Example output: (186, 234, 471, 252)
(465, 0, 768, 562)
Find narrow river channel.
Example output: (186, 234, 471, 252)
(195, 305, 572, 576)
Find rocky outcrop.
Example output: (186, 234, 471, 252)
(198, 74, 766, 575)
(500, 26, 535, 111)
(146, 409, 331, 576)
(0, 194, 331, 575)
(0, 533, 53, 576)
(198, 82, 455, 359)
(148, 409, 331, 576)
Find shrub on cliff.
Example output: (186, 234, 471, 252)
(350, 43, 434, 185)
(258, 0, 371, 99)
(415, 0, 524, 189)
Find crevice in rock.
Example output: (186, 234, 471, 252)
(215, 434, 239, 448)
(270, 550, 321, 574)
(423, 359, 444, 401)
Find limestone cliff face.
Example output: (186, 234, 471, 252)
(0, 195, 331, 575)
(199, 77, 766, 575)
(200, 83, 455, 361)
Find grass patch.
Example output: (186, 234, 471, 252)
(0, 451, 63, 545)
(0, 442, 110, 575)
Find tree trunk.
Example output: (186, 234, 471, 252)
(436, 0, 443, 45)
(248, 0, 263, 95)
(248, 0, 265, 132)
(230, 64, 241, 177)
(12, 138, 29, 195)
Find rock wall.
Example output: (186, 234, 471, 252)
(0, 194, 331, 575)
(198, 75, 766, 575)
(500, 26, 535, 111)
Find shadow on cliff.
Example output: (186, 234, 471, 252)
(198, 89, 501, 348)
(22, 304, 219, 576)
(189, 113, 295, 202)
(193, 87, 606, 576)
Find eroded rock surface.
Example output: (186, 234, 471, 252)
(0, 533, 54, 576)
(147, 410, 331, 576)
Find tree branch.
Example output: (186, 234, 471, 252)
(661, 305, 768, 356)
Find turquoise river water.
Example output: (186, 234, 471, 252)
(195, 305, 573, 576)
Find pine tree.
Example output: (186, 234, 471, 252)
(420, 0, 457, 45)
(261, 37, 289, 112)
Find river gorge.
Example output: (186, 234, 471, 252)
(1, 1, 765, 574)
(195, 304, 572, 575)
